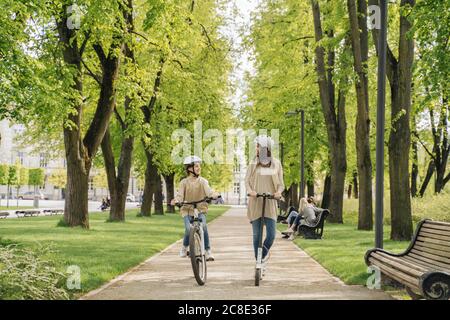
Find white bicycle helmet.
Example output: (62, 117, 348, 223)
(254, 135, 274, 151)
(183, 155, 202, 165)
(183, 155, 202, 177)
(254, 135, 273, 165)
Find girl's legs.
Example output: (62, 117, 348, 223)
(251, 217, 276, 260)
(198, 213, 210, 250)
(183, 215, 192, 247)
(262, 218, 276, 258)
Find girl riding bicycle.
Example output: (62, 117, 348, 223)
(171, 155, 219, 261)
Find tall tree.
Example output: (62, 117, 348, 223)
(310, 0, 349, 223)
(347, 0, 373, 230)
(100, 0, 138, 222)
(369, 0, 415, 240)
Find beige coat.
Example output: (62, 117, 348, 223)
(245, 157, 285, 222)
(174, 176, 217, 217)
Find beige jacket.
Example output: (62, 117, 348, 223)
(245, 157, 285, 195)
(245, 157, 285, 221)
(174, 176, 217, 217)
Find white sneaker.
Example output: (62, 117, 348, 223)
(206, 249, 215, 261)
(179, 246, 188, 258)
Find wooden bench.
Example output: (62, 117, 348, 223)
(15, 210, 41, 217)
(43, 209, 64, 216)
(0, 211, 9, 219)
(365, 219, 450, 300)
(297, 209, 330, 239)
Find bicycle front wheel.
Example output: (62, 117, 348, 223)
(255, 268, 261, 286)
(189, 225, 207, 285)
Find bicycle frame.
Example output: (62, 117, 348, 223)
(191, 205, 206, 257)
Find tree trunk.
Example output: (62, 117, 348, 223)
(419, 161, 435, 197)
(291, 183, 299, 208)
(64, 146, 90, 228)
(102, 124, 134, 222)
(348, 0, 373, 230)
(311, 0, 347, 223)
(348, 183, 352, 199)
(164, 173, 175, 213)
(411, 137, 419, 197)
(322, 174, 331, 209)
(307, 180, 315, 198)
(329, 138, 346, 223)
(58, 16, 90, 228)
(388, 0, 415, 241)
(352, 171, 359, 198)
(154, 177, 164, 215)
(140, 149, 161, 216)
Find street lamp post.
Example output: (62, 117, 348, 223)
(286, 109, 305, 199)
(375, 1, 388, 249)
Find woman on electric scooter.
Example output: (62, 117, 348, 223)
(170, 155, 219, 262)
(245, 135, 285, 269)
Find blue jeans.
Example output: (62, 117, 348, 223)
(293, 215, 304, 230)
(287, 210, 299, 225)
(251, 217, 276, 260)
(183, 213, 210, 250)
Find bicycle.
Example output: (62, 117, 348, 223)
(175, 196, 219, 285)
(248, 192, 276, 286)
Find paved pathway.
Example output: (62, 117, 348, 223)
(82, 207, 392, 300)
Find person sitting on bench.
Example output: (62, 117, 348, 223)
(283, 197, 318, 240)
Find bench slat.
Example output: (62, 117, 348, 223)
(409, 250, 450, 268)
(375, 252, 430, 273)
(422, 223, 450, 232)
(415, 240, 450, 254)
(418, 230, 450, 242)
(414, 244, 450, 259)
(402, 255, 450, 273)
(368, 257, 420, 290)
(411, 248, 450, 264)
(421, 226, 450, 237)
(406, 253, 450, 272)
(417, 236, 450, 247)
(371, 253, 425, 277)
(426, 220, 450, 228)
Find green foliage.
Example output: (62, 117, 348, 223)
(0, 164, 9, 185)
(28, 168, 44, 187)
(7, 164, 18, 186)
(0, 244, 69, 300)
(18, 166, 29, 188)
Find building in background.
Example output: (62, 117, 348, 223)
(0, 119, 142, 201)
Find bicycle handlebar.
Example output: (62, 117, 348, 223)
(247, 193, 276, 199)
(175, 195, 221, 207)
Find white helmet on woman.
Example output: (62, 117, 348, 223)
(183, 155, 202, 165)
(254, 135, 273, 165)
(183, 155, 202, 177)
(254, 135, 274, 151)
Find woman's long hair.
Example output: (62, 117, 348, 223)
(299, 197, 308, 213)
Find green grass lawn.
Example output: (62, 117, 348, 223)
(277, 191, 450, 299)
(0, 205, 229, 298)
(0, 206, 33, 210)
